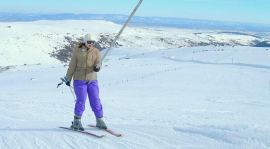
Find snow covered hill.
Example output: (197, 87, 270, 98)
(0, 20, 270, 149)
(0, 20, 269, 66)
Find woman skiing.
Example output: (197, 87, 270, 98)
(63, 33, 107, 131)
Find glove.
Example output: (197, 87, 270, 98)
(93, 65, 100, 72)
(65, 81, 70, 86)
(62, 76, 71, 86)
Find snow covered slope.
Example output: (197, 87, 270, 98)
(0, 45, 270, 148)
(0, 20, 269, 66)
(1, 20, 270, 148)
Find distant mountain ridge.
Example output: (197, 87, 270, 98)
(1, 13, 270, 32)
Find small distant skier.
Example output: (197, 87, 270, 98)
(63, 33, 107, 131)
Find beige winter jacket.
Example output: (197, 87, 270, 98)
(66, 45, 101, 81)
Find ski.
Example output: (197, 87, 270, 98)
(59, 127, 105, 138)
(88, 124, 122, 137)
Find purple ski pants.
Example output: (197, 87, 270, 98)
(73, 80, 103, 118)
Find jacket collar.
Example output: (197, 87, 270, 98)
(80, 46, 94, 53)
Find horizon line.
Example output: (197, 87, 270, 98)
(1, 12, 270, 26)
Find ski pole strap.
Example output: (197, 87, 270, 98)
(101, 0, 144, 62)
(57, 77, 66, 88)
(57, 81, 64, 88)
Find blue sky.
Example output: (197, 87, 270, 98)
(1, 0, 270, 24)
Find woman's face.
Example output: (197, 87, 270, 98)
(85, 40, 94, 48)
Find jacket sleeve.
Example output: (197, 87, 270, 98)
(95, 48, 102, 68)
(66, 49, 77, 81)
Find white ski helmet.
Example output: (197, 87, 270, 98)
(83, 33, 93, 43)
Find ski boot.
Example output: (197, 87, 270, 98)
(70, 115, 84, 131)
(96, 117, 107, 129)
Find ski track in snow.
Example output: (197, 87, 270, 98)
(127, 129, 175, 148)
(173, 125, 270, 148)
(100, 65, 183, 88)
(164, 56, 270, 70)
(174, 126, 240, 144)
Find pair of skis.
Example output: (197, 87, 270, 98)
(59, 125, 122, 138)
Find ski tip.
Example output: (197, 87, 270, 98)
(88, 124, 123, 137)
